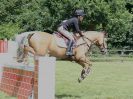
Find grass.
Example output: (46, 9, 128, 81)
(1, 60, 133, 99)
(55, 61, 133, 99)
(0, 92, 16, 99)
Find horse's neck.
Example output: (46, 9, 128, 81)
(76, 36, 92, 47)
(84, 34, 96, 41)
(84, 31, 99, 41)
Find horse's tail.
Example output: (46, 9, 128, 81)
(15, 32, 35, 62)
(15, 34, 25, 62)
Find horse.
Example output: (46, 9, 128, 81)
(15, 31, 107, 83)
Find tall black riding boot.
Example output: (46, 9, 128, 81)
(66, 40, 74, 56)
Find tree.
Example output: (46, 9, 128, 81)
(0, 0, 132, 49)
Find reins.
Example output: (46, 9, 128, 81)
(81, 36, 94, 48)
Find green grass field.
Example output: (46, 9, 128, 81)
(1, 61, 133, 99)
(55, 61, 133, 99)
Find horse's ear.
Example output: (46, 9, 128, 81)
(102, 31, 108, 37)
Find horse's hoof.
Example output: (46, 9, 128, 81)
(17, 59, 23, 63)
(78, 78, 82, 83)
(78, 77, 83, 83)
(86, 68, 91, 76)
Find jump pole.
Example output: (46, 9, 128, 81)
(34, 57, 56, 99)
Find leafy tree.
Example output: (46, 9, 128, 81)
(0, 0, 132, 49)
(0, 22, 23, 39)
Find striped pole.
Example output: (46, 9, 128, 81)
(0, 54, 56, 99)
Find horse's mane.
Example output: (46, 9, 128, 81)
(84, 31, 103, 35)
(84, 31, 104, 38)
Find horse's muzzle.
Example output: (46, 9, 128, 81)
(101, 48, 107, 55)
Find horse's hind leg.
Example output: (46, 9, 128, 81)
(24, 45, 37, 65)
(16, 45, 25, 63)
(17, 45, 35, 65)
(23, 47, 29, 65)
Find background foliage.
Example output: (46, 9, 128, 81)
(0, 0, 133, 49)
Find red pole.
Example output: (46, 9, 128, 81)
(0, 40, 4, 53)
(0, 39, 8, 53)
(4, 39, 8, 53)
(0, 40, 2, 53)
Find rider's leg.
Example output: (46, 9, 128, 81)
(66, 40, 74, 56)
(58, 26, 74, 56)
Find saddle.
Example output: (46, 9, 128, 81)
(54, 32, 84, 48)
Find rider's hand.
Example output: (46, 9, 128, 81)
(80, 32, 84, 37)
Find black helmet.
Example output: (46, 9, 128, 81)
(74, 9, 86, 16)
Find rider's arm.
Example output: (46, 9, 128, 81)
(73, 19, 83, 36)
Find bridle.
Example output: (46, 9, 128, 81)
(81, 35, 107, 53)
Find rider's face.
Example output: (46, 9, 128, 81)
(79, 16, 84, 22)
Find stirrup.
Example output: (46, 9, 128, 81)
(66, 52, 74, 56)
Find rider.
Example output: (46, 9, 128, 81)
(57, 9, 86, 56)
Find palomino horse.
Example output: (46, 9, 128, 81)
(16, 31, 107, 83)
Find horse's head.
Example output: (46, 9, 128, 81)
(95, 35, 108, 55)
(83, 31, 108, 54)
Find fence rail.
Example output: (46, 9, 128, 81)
(89, 49, 133, 62)
(90, 49, 133, 56)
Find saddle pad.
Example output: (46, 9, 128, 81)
(54, 34, 85, 48)
(54, 34, 67, 48)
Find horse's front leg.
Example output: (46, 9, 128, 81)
(75, 55, 92, 83)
